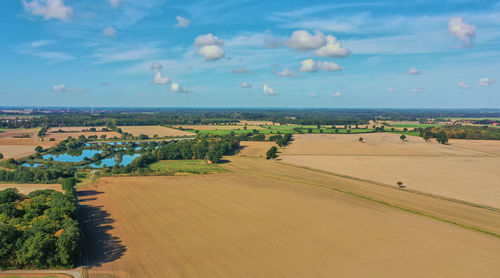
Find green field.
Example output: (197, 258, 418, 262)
(149, 159, 226, 174)
(389, 131, 421, 137)
(196, 125, 374, 135)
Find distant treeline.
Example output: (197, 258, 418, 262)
(0, 178, 79, 269)
(421, 125, 500, 140)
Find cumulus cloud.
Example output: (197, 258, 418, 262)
(194, 33, 225, 61)
(194, 33, 224, 47)
(314, 35, 350, 58)
(108, 0, 123, 8)
(151, 63, 171, 85)
(407, 67, 421, 75)
(22, 0, 73, 21)
(448, 17, 476, 47)
(170, 83, 188, 93)
(319, 61, 343, 71)
(276, 68, 300, 77)
(387, 88, 396, 93)
(478, 77, 495, 87)
(175, 15, 190, 28)
(299, 59, 343, 72)
(332, 92, 343, 98)
(299, 59, 318, 72)
(102, 26, 117, 37)
(263, 85, 277, 96)
(458, 82, 470, 89)
(240, 82, 252, 88)
(52, 84, 86, 93)
(153, 71, 171, 85)
(288, 30, 326, 50)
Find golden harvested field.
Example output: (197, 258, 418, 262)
(173, 124, 264, 130)
(0, 128, 38, 139)
(0, 144, 39, 159)
(79, 169, 500, 278)
(238, 120, 275, 125)
(280, 133, 500, 208)
(0, 129, 54, 158)
(0, 183, 61, 195)
(47, 127, 105, 132)
(118, 125, 193, 137)
(237, 141, 276, 157)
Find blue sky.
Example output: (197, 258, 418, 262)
(1, 0, 499, 108)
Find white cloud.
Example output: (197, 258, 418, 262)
(18, 40, 74, 62)
(288, 30, 326, 50)
(102, 26, 117, 37)
(175, 16, 190, 28)
(309, 92, 319, 98)
(332, 92, 343, 98)
(108, 0, 123, 8)
(240, 82, 252, 88)
(299, 59, 343, 72)
(23, 0, 73, 21)
(314, 35, 350, 57)
(448, 17, 476, 47)
(150, 63, 163, 70)
(478, 77, 495, 87)
(170, 82, 188, 93)
(263, 85, 277, 96)
(151, 63, 170, 85)
(387, 88, 396, 93)
(194, 34, 225, 61)
(276, 68, 300, 77)
(407, 67, 421, 75)
(319, 61, 343, 71)
(458, 82, 470, 89)
(52, 84, 86, 93)
(194, 33, 224, 47)
(196, 45, 225, 61)
(299, 59, 318, 72)
(52, 84, 66, 92)
(153, 71, 171, 85)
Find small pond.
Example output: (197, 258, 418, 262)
(89, 154, 141, 168)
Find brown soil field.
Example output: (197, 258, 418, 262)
(0, 128, 38, 139)
(173, 124, 264, 130)
(280, 133, 500, 208)
(237, 141, 276, 157)
(0, 183, 61, 195)
(118, 126, 193, 137)
(79, 170, 500, 277)
(238, 120, 275, 125)
(0, 144, 39, 159)
(0, 274, 71, 277)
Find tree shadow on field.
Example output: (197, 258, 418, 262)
(77, 190, 126, 268)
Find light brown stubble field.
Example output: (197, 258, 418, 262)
(79, 160, 500, 277)
(0, 183, 61, 195)
(279, 133, 500, 208)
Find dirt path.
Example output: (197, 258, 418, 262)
(0, 268, 81, 278)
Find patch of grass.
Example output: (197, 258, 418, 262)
(149, 159, 226, 175)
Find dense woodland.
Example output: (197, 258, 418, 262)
(421, 125, 500, 140)
(0, 178, 79, 269)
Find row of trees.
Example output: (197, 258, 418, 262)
(420, 125, 500, 140)
(0, 178, 80, 269)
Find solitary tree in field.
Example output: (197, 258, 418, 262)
(397, 181, 404, 188)
(100, 134, 107, 140)
(400, 134, 406, 142)
(266, 146, 278, 159)
(436, 131, 449, 144)
(423, 132, 431, 142)
(34, 146, 43, 153)
(403, 127, 408, 132)
(359, 137, 363, 142)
